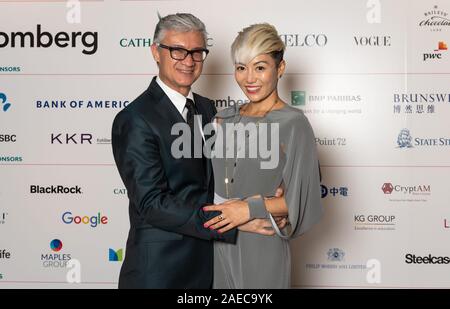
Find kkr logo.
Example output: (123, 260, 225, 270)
(51, 133, 92, 144)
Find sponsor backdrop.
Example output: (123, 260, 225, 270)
(0, 0, 449, 288)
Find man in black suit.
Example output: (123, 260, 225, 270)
(112, 13, 278, 289)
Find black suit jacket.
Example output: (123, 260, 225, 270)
(112, 77, 236, 288)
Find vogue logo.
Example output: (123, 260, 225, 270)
(0, 24, 98, 55)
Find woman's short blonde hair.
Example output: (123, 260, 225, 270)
(231, 23, 285, 66)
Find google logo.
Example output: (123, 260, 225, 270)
(62, 211, 108, 228)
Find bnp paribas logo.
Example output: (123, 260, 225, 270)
(291, 91, 306, 106)
(397, 128, 413, 148)
(109, 248, 123, 262)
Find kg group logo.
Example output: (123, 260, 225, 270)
(354, 214, 396, 231)
(109, 248, 123, 262)
(0, 93, 12, 112)
(0, 24, 98, 55)
(62, 211, 108, 228)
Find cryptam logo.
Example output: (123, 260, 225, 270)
(0, 93, 12, 112)
(109, 248, 123, 262)
(291, 91, 306, 106)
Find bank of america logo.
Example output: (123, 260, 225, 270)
(291, 91, 306, 106)
(109, 248, 123, 262)
(397, 128, 413, 148)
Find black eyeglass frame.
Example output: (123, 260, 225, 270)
(157, 43, 209, 62)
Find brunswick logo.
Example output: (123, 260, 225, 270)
(0, 93, 12, 112)
(291, 91, 306, 106)
(327, 248, 345, 262)
(397, 129, 413, 148)
(109, 248, 123, 262)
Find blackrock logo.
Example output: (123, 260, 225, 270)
(419, 5, 450, 32)
(0, 212, 8, 224)
(30, 185, 82, 194)
(0, 24, 98, 55)
(353, 35, 391, 47)
(405, 253, 450, 264)
(279, 34, 328, 47)
(41, 239, 71, 268)
(214, 97, 249, 109)
(0, 249, 11, 259)
(109, 248, 123, 262)
(36, 99, 129, 109)
(0, 134, 16, 143)
(0, 92, 12, 112)
(354, 214, 396, 231)
(327, 248, 345, 262)
(396, 129, 450, 148)
(61, 211, 108, 228)
(423, 41, 447, 61)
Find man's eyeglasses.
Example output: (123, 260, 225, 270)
(157, 43, 209, 62)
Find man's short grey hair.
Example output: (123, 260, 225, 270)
(153, 13, 208, 45)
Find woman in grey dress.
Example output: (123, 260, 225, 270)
(203, 23, 323, 288)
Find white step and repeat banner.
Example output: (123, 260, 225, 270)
(0, 0, 449, 288)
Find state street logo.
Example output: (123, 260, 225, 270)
(327, 248, 345, 262)
(0, 93, 12, 112)
(397, 128, 413, 148)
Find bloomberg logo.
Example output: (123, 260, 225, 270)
(62, 211, 108, 228)
(0, 24, 98, 55)
(405, 253, 450, 264)
(30, 185, 82, 194)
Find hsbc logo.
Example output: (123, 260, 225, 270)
(51, 133, 92, 144)
(0, 134, 16, 142)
